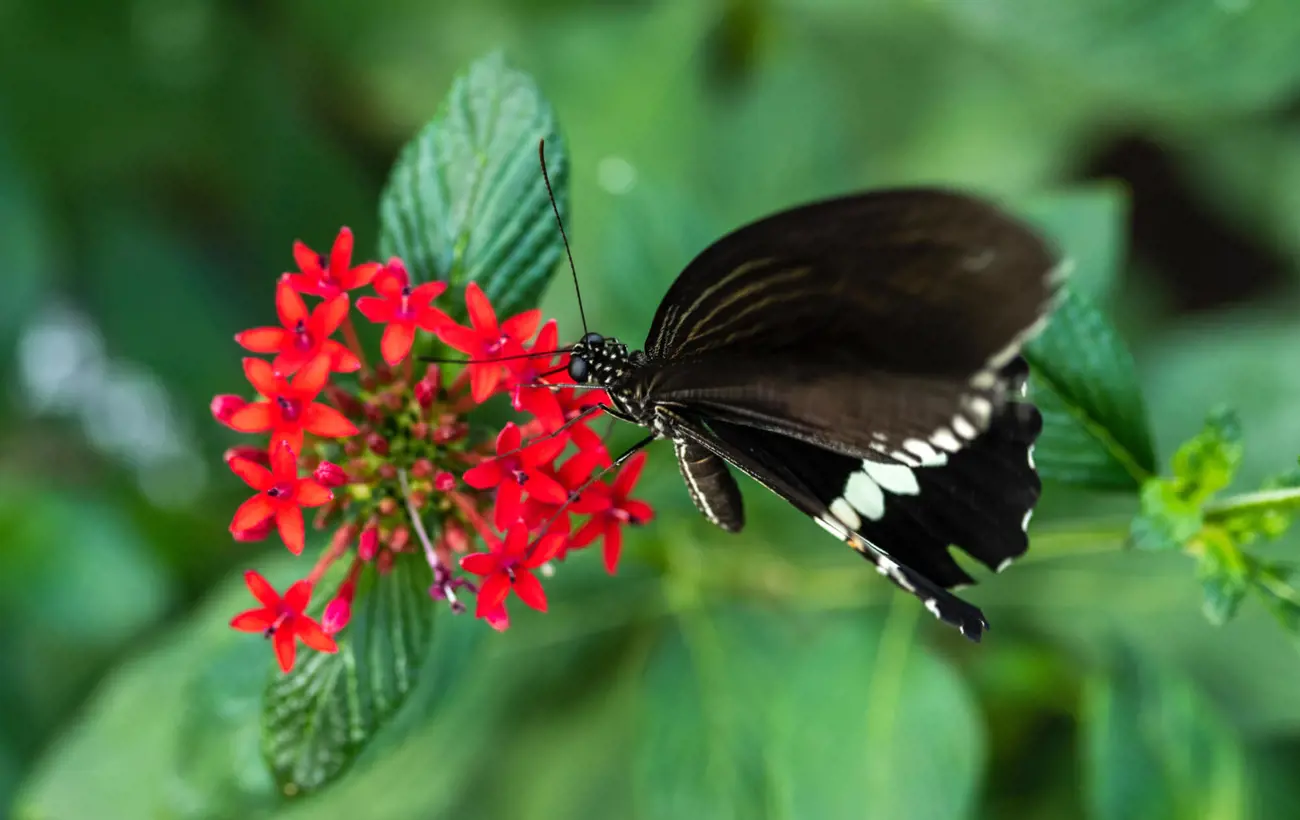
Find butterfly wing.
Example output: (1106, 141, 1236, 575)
(660, 367, 1042, 640)
(636, 189, 1060, 460)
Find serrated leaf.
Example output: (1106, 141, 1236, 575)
(377, 51, 567, 317)
(263, 556, 435, 796)
(1170, 408, 1242, 503)
(1196, 528, 1249, 626)
(1025, 287, 1157, 490)
(935, 0, 1300, 116)
(634, 606, 983, 820)
(1130, 480, 1202, 552)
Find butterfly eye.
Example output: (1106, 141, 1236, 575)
(581, 332, 604, 346)
(568, 356, 590, 383)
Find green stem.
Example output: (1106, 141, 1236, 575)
(1204, 487, 1300, 521)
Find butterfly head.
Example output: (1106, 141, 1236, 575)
(568, 332, 635, 387)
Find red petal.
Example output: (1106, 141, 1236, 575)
(294, 617, 338, 653)
(411, 281, 447, 303)
(291, 354, 331, 398)
(511, 570, 547, 612)
(292, 240, 323, 280)
(503, 524, 530, 557)
(229, 457, 273, 491)
(235, 327, 288, 354)
(415, 305, 452, 333)
(227, 402, 274, 434)
(243, 357, 280, 396)
(273, 428, 305, 456)
(558, 448, 603, 488)
(493, 479, 525, 532)
(464, 282, 498, 333)
(348, 262, 381, 289)
(526, 533, 568, 568)
(276, 506, 306, 555)
(324, 341, 361, 373)
(502, 309, 541, 342)
(230, 609, 275, 632)
(520, 387, 565, 431)
(470, 364, 503, 403)
(276, 280, 309, 328)
(463, 461, 504, 489)
(481, 602, 510, 631)
(380, 322, 415, 365)
(270, 439, 298, 478)
(613, 452, 648, 498)
(521, 435, 568, 468)
(434, 323, 480, 354)
(569, 516, 604, 549)
(329, 227, 354, 279)
(603, 524, 623, 574)
(496, 423, 522, 454)
(374, 268, 407, 299)
(273, 629, 297, 673)
(623, 500, 655, 524)
(523, 470, 568, 505)
(533, 320, 558, 355)
(460, 552, 501, 575)
(478, 574, 511, 611)
(284, 579, 313, 613)
(231, 495, 275, 533)
(302, 403, 359, 438)
(355, 295, 396, 324)
(244, 569, 282, 607)
(314, 294, 351, 336)
(295, 480, 332, 507)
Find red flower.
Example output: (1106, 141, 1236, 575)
(235, 281, 360, 375)
(227, 354, 358, 452)
(282, 227, 380, 298)
(570, 452, 654, 574)
(460, 523, 567, 624)
(211, 394, 247, 425)
(355, 261, 452, 365)
(229, 440, 333, 554)
(230, 570, 337, 673)
(437, 282, 542, 402)
(507, 320, 566, 430)
(520, 447, 607, 538)
(463, 423, 569, 531)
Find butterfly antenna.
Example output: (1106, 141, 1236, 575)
(539, 138, 588, 337)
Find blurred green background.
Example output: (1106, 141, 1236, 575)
(7, 1, 1300, 818)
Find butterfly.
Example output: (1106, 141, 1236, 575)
(535, 149, 1060, 641)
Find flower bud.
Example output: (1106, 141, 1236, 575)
(322, 597, 352, 635)
(410, 458, 434, 479)
(313, 460, 349, 488)
(434, 471, 457, 492)
(377, 497, 398, 516)
(389, 525, 410, 552)
(223, 444, 269, 467)
(411, 421, 429, 440)
(366, 432, 390, 456)
(358, 525, 380, 561)
(210, 394, 247, 425)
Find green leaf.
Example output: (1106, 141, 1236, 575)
(1170, 408, 1242, 503)
(1082, 650, 1247, 820)
(634, 605, 984, 820)
(1024, 286, 1157, 490)
(263, 556, 435, 796)
(1130, 480, 1202, 553)
(935, 0, 1300, 116)
(377, 51, 567, 317)
(1196, 528, 1250, 626)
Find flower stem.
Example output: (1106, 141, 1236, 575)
(1204, 487, 1300, 521)
(400, 467, 460, 606)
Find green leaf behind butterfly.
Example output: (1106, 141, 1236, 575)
(262, 556, 435, 796)
(377, 51, 567, 317)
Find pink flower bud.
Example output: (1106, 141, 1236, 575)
(223, 444, 269, 467)
(358, 526, 380, 561)
(413, 380, 436, 408)
(377, 498, 398, 516)
(322, 597, 352, 635)
(434, 471, 457, 492)
(410, 458, 433, 479)
(422, 364, 442, 394)
(210, 394, 247, 425)
(389, 525, 410, 552)
(313, 460, 349, 488)
(366, 432, 390, 456)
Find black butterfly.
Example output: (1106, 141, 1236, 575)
(540, 156, 1059, 640)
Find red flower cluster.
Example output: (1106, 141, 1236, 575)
(213, 227, 654, 671)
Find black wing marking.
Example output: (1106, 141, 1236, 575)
(673, 439, 744, 533)
(644, 188, 1061, 381)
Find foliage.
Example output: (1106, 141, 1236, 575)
(8, 3, 1300, 819)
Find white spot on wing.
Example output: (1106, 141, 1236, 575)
(815, 516, 848, 540)
(830, 498, 862, 531)
(890, 449, 921, 468)
(970, 370, 996, 390)
(1027, 444, 1036, 469)
(1021, 509, 1033, 531)
(953, 416, 977, 440)
(931, 428, 962, 452)
(862, 460, 919, 495)
(996, 557, 1016, 573)
(845, 471, 885, 520)
(925, 598, 942, 618)
(904, 439, 948, 468)
(967, 396, 992, 424)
